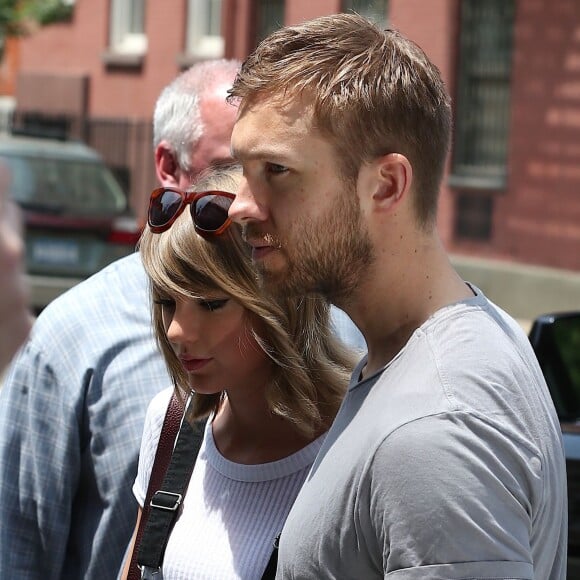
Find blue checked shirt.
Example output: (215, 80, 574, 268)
(0, 252, 365, 579)
(0, 252, 171, 579)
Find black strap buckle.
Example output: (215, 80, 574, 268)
(150, 490, 183, 512)
(139, 564, 161, 578)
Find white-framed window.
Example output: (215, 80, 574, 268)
(186, 0, 224, 59)
(451, 0, 515, 242)
(110, 0, 147, 55)
(452, 0, 515, 187)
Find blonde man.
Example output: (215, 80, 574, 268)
(228, 13, 567, 580)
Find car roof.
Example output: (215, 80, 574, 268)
(0, 132, 102, 162)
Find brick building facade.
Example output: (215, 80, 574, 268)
(3, 0, 580, 272)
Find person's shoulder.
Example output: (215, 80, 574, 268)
(142, 387, 176, 441)
(33, 253, 146, 332)
(20, 253, 148, 366)
(148, 386, 174, 417)
(423, 285, 529, 357)
(330, 306, 367, 353)
(368, 411, 538, 491)
(53, 252, 145, 305)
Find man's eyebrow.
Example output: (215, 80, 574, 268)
(230, 145, 293, 163)
(208, 157, 237, 168)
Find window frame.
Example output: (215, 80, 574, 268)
(103, 0, 147, 67)
(184, 0, 224, 60)
(450, 0, 515, 191)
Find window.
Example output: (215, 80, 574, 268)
(186, 0, 224, 59)
(451, 0, 515, 189)
(109, 0, 146, 56)
(454, 192, 494, 241)
(255, 0, 284, 44)
(342, 0, 388, 26)
(3, 154, 126, 214)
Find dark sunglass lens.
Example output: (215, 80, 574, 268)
(193, 195, 233, 231)
(150, 190, 183, 226)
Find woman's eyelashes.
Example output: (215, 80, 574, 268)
(154, 297, 175, 307)
(154, 297, 176, 317)
(199, 298, 229, 312)
(154, 294, 228, 312)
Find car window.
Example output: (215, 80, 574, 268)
(0, 153, 127, 215)
(552, 318, 580, 396)
(539, 316, 580, 421)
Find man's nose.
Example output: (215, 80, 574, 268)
(229, 180, 268, 223)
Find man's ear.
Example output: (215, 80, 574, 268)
(371, 153, 412, 211)
(155, 141, 180, 187)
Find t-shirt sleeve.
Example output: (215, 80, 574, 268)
(132, 387, 174, 507)
(362, 412, 539, 578)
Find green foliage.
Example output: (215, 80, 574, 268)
(27, 0, 74, 26)
(0, 0, 27, 37)
(0, 0, 73, 39)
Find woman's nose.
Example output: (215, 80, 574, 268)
(166, 306, 201, 345)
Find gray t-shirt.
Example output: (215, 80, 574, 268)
(277, 287, 567, 579)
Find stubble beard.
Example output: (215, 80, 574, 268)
(255, 187, 373, 306)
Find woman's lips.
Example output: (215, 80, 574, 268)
(179, 358, 212, 372)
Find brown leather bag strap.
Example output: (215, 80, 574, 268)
(127, 391, 184, 580)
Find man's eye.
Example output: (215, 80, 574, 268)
(200, 299, 228, 311)
(266, 163, 288, 175)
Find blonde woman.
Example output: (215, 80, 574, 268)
(121, 162, 355, 579)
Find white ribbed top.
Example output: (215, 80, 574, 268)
(133, 388, 324, 579)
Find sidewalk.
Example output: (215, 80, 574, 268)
(452, 254, 580, 323)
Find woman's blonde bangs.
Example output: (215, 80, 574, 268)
(140, 211, 251, 303)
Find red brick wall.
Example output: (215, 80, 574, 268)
(18, 0, 186, 119)
(225, 0, 257, 59)
(495, 0, 580, 270)
(285, 0, 340, 25)
(12, 0, 580, 272)
(0, 38, 20, 96)
(389, 0, 458, 247)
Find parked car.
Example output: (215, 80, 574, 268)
(0, 132, 141, 312)
(528, 312, 580, 559)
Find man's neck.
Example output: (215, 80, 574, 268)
(342, 235, 473, 377)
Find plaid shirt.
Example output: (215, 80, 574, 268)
(0, 252, 171, 579)
(0, 252, 365, 579)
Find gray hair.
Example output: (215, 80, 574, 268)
(153, 59, 240, 173)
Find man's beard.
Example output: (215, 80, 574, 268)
(246, 187, 373, 305)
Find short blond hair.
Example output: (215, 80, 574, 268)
(228, 13, 452, 228)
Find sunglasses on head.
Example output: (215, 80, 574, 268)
(148, 187, 235, 237)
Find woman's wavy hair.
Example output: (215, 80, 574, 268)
(139, 162, 356, 437)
